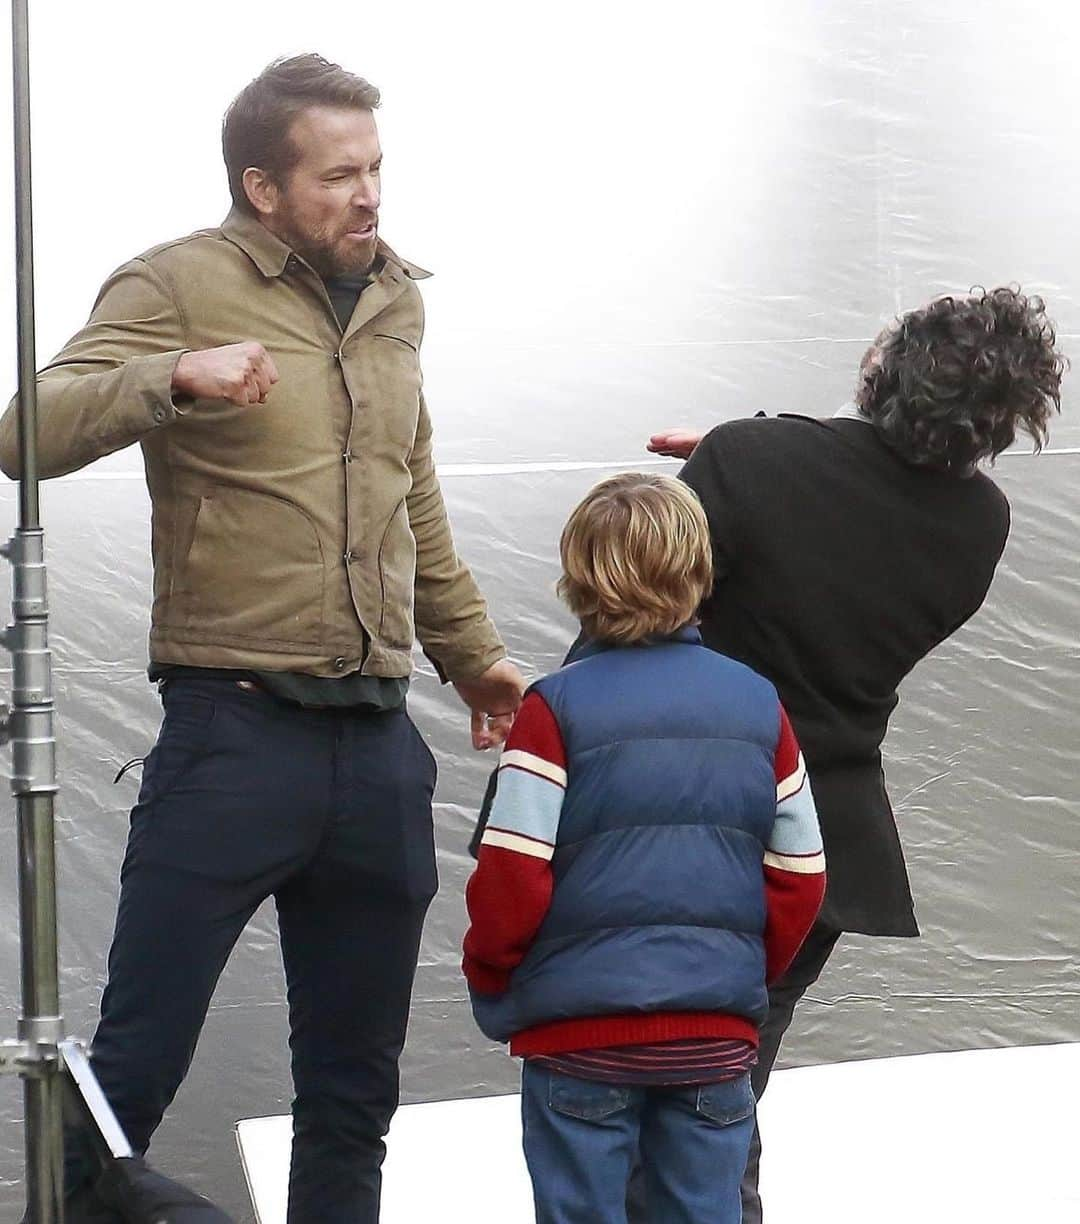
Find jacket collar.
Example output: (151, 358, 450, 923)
(832, 401, 871, 422)
(220, 207, 433, 282)
(568, 624, 702, 664)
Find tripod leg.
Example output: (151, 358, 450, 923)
(59, 1044, 236, 1223)
(59, 1042, 133, 1163)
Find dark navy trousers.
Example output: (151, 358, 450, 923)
(80, 676, 438, 1223)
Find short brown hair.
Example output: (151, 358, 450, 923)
(222, 54, 381, 215)
(558, 473, 713, 645)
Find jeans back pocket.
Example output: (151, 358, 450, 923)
(549, 1072, 633, 1122)
(695, 1073, 755, 1127)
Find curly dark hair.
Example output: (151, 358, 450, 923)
(854, 286, 1066, 475)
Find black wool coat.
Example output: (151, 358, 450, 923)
(473, 413, 1009, 937)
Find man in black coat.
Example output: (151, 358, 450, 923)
(647, 285, 1064, 1221)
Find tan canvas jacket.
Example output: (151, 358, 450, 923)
(0, 210, 505, 682)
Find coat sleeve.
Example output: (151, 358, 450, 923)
(678, 424, 742, 582)
(462, 691, 567, 994)
(0, 258, 189, 479)
(406, 391, 506, 683)
(763, 705, 826, 982)
(467, 633, 585, 859)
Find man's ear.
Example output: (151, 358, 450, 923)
(241, 166, 277, 218)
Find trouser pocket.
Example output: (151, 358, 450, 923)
(135, 689, 217, 807)
(695, 1072, 756, 1126)
(549, 1072, 633, 1122)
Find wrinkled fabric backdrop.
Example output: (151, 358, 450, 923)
(0, 1, 1078, 1218)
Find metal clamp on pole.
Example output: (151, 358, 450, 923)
(3, 526, 57, 795)
(0, 1037, 57, 1080)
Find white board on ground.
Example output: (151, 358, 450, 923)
(236, 1043, 1080, 1223)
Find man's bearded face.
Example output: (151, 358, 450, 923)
(269, 106, 382, 279)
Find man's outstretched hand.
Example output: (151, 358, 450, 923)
(646, 429, 705, 460)
(453, 658, 527, 750)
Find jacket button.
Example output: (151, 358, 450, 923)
(333, 351, 343, 362)
(332, 657, 347, 671)
(152, 407, 167, 423)
(344, 550, 357, 563)
(342, 452, 353, 463)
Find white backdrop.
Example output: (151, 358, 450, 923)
(0, 3, 1078, 1219)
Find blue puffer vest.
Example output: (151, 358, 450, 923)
(471, 627, 782, 1044)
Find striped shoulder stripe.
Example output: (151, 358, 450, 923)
(499, 749, 568, 788)
(764, 849, 826, 875)
(776, 755, 807, 802)
(480, 827, 555, 861)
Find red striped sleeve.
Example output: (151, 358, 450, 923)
(503, 690, 565, 768)
(462, 692, 566, 995)
(764, 705, 826, 982)
(774, 704, 801, 785)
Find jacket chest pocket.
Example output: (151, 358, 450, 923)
(175, 486, 326, 648)
(357, 334, 423, 450)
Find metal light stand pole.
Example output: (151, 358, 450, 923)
(0, 0, 66, 1216)
(0, 3, 136, 1221)
(0, 8, 239, 1221)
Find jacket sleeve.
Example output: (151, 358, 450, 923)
(467, 631, 586, 859)
(763, 705, 826, 982)
(678, 424, 741, 581)
(406, 391, 506, 682)
(462, 690, 566, 995)
(0, 258, 189, 479)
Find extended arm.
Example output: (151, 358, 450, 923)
(0, 259, 189, 479)
(406, 393, 522, 745)
(0, 259, 278, 480)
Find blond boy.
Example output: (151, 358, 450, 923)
(463, 473, 825, 1224)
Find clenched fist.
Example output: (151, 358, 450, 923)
(172, 342, 280, 406)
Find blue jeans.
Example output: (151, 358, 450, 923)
(521, 1062, 755, 1224)
(64, 676, 438, 1224)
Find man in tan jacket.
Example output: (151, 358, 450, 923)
(0, 53, 522, 1224)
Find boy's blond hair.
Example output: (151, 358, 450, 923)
(557, 472, 714, 645)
